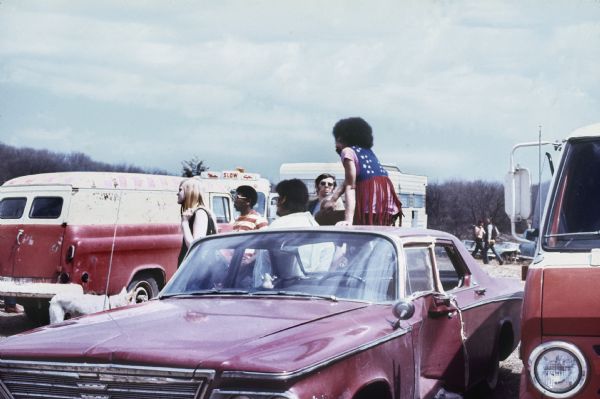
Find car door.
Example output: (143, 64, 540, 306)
(403, 244, 467, 396)
(0, 195, 28, 279)
(431, 239, 502, 387)
(13, 190, 71, 279)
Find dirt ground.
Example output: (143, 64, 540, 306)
(0, 260, 525, 398)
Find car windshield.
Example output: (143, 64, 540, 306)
(543, 138, 600, 250)
(162, 231, 398, 303)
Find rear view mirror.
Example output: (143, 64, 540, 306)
(392, 300, 415, 320)
(504, 167, 532, 221)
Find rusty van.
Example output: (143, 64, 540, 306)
(506, 123, 600, 398)
(0, 171, 270, 322)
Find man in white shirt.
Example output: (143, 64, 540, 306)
(270, 179, 319, 228)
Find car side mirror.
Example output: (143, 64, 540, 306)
(392, 300, 415, 320)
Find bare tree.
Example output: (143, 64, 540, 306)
(426, 180, 509, 239)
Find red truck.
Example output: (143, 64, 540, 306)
(0, 171, 271, 322)
(506, 123, 600, 398)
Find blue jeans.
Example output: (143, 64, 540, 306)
(483, 242, 503, 264)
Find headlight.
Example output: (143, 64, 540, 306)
(529, 341, 588, 398)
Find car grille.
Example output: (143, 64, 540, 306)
(0, 360, 214, 399)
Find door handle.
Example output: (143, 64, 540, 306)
(475, 288, 486, 295)
(16, 229, 24, 246)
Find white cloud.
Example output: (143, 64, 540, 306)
(1, 0, 599, 183)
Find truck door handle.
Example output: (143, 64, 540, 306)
(16, 229, 24, 245)
(475, 288, 486, 295)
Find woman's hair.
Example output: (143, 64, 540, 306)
(332, 117, 374, 148)
(180, 178, 205, 213)
(314, 173, 337, 189)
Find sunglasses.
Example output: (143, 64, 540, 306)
(234, 194, 248, 200)
(319, 181, 334, 187)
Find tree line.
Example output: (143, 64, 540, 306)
(1, 141, 513, 240)
(0, 142, 167, 184)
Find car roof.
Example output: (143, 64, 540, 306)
(224, 225, 457, 241)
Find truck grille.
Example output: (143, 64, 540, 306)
(0, 360, 214, 399)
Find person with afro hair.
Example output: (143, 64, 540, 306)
(324, 117, 402, 226)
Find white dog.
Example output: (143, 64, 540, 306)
(49, 287, 135, 324)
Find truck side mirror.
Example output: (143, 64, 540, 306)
(504, 167, 532, 221)
(524, 228, 539, 241)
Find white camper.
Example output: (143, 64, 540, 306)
(279, 162, 427, 228)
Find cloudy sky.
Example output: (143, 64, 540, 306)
(1, 1, 599, 183)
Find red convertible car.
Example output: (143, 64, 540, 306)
(0, 227, 522, 399)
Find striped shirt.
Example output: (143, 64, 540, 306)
(233, 209, 269, 231)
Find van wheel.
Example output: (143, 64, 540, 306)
(127, 274, 159, 303)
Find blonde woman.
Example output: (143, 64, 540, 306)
(177, 178, 217, 266)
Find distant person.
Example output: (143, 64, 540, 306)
(270, 179, 318, 228)
(233, 185, 269, 231)
(472, 220, 485, 258)
(308, 173, 342, 215)
(177, 178, 217, 266)
(324, 117, 402, 226)
(483, 217, 504, 265)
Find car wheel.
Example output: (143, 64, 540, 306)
(467, 345, 500, 398)
(127, 274, 160, 303)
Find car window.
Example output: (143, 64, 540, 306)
(434, 244, 466, 291)
(254, 192, 266, 217)
(29, 197, 63, 219)
(0, 197, 27, 219)
(404, 246, 434, 295)
(211, 195, 231, 223)
(166, 231, 398, 303)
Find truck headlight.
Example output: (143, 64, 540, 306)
(529, 341, 587, 398)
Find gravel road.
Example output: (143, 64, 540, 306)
(0, 260, 525, 398)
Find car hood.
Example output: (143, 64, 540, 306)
(0, 297, 392, 373)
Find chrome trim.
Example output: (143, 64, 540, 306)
(0, 360, 214, 399)
(460, 291, 523, 311)
(210, 389, 298, 399)
(0, 379, 15, 399)
(222, 327, 411, 381)
(528, 341, 588, 399)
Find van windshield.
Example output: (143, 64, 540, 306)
(543, 138, 600, 250)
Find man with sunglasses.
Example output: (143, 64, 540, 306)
(308, 173, 342, 216)
(233, 185, 269, 231)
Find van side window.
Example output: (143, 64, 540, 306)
(212, 195, 231, 223)
(0, 197, 27, 219)
(434, 244, 466, 291)
(404, 246, 434, 295)
(254, 192, 266, 217)
(29, 197, 63, 219)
